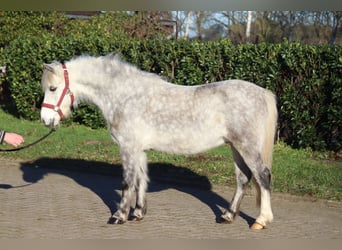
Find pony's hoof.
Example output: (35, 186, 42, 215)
(218, 219, 233, 224)
(219, 211, 236, 224)
(250, 222, 265, 230)
(217, 216, 234, 224)
(107, 217, 125, 225)
(129, 215, 144, 222)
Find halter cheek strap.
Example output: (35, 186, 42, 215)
(42, 64, 74, 120)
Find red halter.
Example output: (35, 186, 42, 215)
(42, 64, 74, 120)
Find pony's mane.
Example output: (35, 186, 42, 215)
(42, 53, 165, 91)
(69, 53, 162, 81)
(70, 53, 122, 65)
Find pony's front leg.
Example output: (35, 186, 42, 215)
(131, 152, 149, 221)
(110, 148, 138, 224)
(110, 148, 148, 224)
(110, 182, 133, 224)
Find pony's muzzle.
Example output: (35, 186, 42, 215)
(41, 115, 59, 129)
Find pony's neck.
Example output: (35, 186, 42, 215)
(65, 55, 163, 123)
(68, 60, 117, 116)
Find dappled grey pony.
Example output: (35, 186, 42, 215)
(40, 54, 277, 230)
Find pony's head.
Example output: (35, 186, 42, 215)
(40, 63, 74, 128)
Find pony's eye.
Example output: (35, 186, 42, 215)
(49, 86, 57, 92)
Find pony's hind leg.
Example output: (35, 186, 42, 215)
(243, 153, 273, 229)
(250, 164, 273, 229)
(221, 147, 252, 223)
(110, 148, 148, 224)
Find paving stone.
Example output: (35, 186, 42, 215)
(0, 158, 341, 239)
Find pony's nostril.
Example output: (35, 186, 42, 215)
(41, 118, 53, 128)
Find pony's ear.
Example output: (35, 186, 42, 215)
(43, 63, 55, 73)
(111, 53, 121, 61)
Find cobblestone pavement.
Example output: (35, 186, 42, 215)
(0, 158, 341, 239)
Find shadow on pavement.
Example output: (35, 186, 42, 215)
(17, 157, 255, 227)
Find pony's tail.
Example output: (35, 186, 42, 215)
(255, 90, 278, 206)
(262, 90, 277, 169)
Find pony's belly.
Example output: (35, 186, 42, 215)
(150, 135, 225, 155)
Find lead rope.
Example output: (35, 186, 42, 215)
(0, 128, 56, 152)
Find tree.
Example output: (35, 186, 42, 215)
(184, 11, 192, 39)
(194, 11, 205, 40)
(287, 11, 296, 41)
(246, 11, 253, 42)
(330, 11, 342, 45)
(202, 23, 225, 41)
(129, 11, 174, 39)
(171, 11, 341, 44)
(213, 11, 247, 43)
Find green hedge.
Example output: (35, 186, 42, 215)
(1, 33, 341, 151)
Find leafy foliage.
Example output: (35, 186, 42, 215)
(0, 11, 68, 47)
(0, 12, 341, 151)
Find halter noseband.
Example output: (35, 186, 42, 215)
(42, 64, 74, 120)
